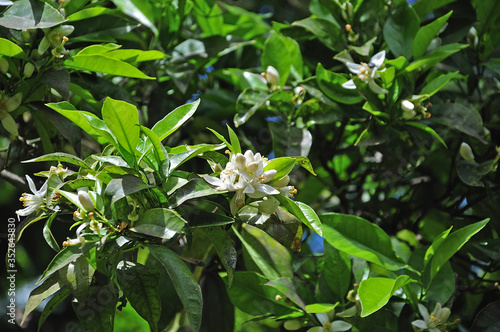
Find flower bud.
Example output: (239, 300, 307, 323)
(78, 191, 95, 212)
(0, 58, 9, 74)
(401, 100, 416, 120)
(23, 62, 35, 78)
(4, 92, 22, 113)
(459, 142, 475, 161)
(283, 320, 302, 330)
(21, 30, 31, 42)
(265, 66, 280, 90)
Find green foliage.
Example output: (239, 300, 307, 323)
(2, 0, 499, 331)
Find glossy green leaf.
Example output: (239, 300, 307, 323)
(58, 255, 95, 302)
(265, 277, 306, 311)
(262, 31, 303, 86)
(432, 103, 485, 143)
(105, 174, 152, 205)
(204, 227, 237, 287)
(169, 144, 220, 173)
(149, 245, 203, 332)
(22, 151, 90, 169)
(169, 178, 222, 208)
(0, 0, 65, 29)
(358, 275, 413, 317)
(65, 54, 155, 79)
(21, 274, 61, 326)
(67, 7, 115, 21)
(413, 11, 453, 59)
(322, 213, 407, 271)
(116, 261, 161, 332)
(224, 271, 295, 316)
(456, 159, 495, 187)
(427, 219, 489, 282)
(405, 121, 447, 148)
(42, 212, 60, 252)
(420, 71, 458, 96)
(73, 281, 118, 332)
(102, 97, 140, 161)
(383, 2, 420, 58)
(130, 208, 186, 239)
(292, 17, 343, 51)
(324, 242, 351, 300)
(233, 225, 280, 280)
(405, 43, 468, 72)
(274, 196, 322, 237)
(413, 0, 458, 18)
(0, 37, 25, 58)
(112, 0, 158, 36)
(37, 288, 71, 332)
(305, 303, 338, 314)
(227, 124, 241, 154)
(106, 49, 165, 62)
(152, 99, 200, 141)
(316, 63, 363, 105)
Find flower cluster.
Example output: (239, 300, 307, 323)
(412, 303, 452, 332)
(203, 150, 297, 217)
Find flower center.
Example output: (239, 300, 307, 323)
(20, 193, 33, 207)
(357, 62, 372, 81)
(429, 314, 442, 327)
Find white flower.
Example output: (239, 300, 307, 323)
(204, 150, 295, 215)
(62, 236, 86, 248)
(78, 191, 95, 212)
(342, 51, 388, 94)
(307, 313, 352, 332)
(16, 175, 48, 216)
(402, 100, 416, 119)
(271, 175, 297, 198)
(412, 303, 451, 332)
(262, 65, 280, 90)
(459, 142, 475, 161)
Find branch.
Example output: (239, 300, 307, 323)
(0, 169, 28, 192)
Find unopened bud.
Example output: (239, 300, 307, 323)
(401, 100, 416, 120)
(345, 24, 352, 32)
(283, 320, 302, 330)
(459, 142, 475, 161)
(4, 92, 22, 113)
(78, 191, 95, 212)
(0, 57, 9, 74)
(265, 65, 280, 90)
(23, 62, 35, 78)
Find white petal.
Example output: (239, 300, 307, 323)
(368, 80, 388, 94)
(244, 150, 254, 161)
(418, 304, 430, 322)
(411, 320, 428, 329)
(262, 169, 277, 183)
(202, 174, 225, 188)
(330, 320, 352, 331)
(438, 307, 451, 322)
(258, 184, 280, 195)
(346, 62, 361, 74)
(16, 205, 37, 216)
(370, 51, 385, 68)
(235, 153, 246, 170)
(38, 180, 48, 196)
(25, 175, 37, 194)
(315, 313, 330, 326)
(342, 79, 357, 89)
(243, 184, 256, 194)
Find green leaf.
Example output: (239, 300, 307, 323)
(227, 124, 241, 154)
(305, 303, 338, 314)
(106, 49, 165, 62)
(405, 121, 447, 148)
(152, 99, 200, 141)
(432, 103, 485, 143)
(0, 37, 25, 58)
(413, 11, 453, 59)
(67, 7, 115, 21)
(169, 178, 222, 208)
(73, 281, 118, 332)
(58, 255, 95, 302)
(358, 275, 413, 317)
(102, 97, 140, 162)
(64, 54, 155, 79)
(427, 219, 489, 282)
(130, 208, 186, 239)
(324, 242, 351, 300)
(21, 274, 62, 326)
(265, 156, 316, 182)
(262, 31, 303, 86)
(37, 288, 71, 332)
(46, 101, 108, 144)
(22, 152, 90, 169)
(265, 278, 306, 311)
(456, 159, 495, 187)
(139, 125, 166, 166)
(321, 213, 407, 271)
(169, 144, 220, 172)
(232, 225, 280, 280)
(424, 227, 452, 267)
(420, 71, 458, 96)
(204, 227, 237, 287)
(105, 174, 152, 205)
(383, 2, 420, 59)
(116, 261, 161, 332)
(0, 0, 65, 29)
(316, 63, 363, 105)
(224, 271, 295, 316)
(149, 245, 203, 332)
(112, 0, 158, 36)
(207, 127, 233, 151)
(405, 43, 468, 72)
(413, 0, 458, 18)
(276, 196, 323, 237)
(292, 17, 343, 51)
(43, 212, 60, 252)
